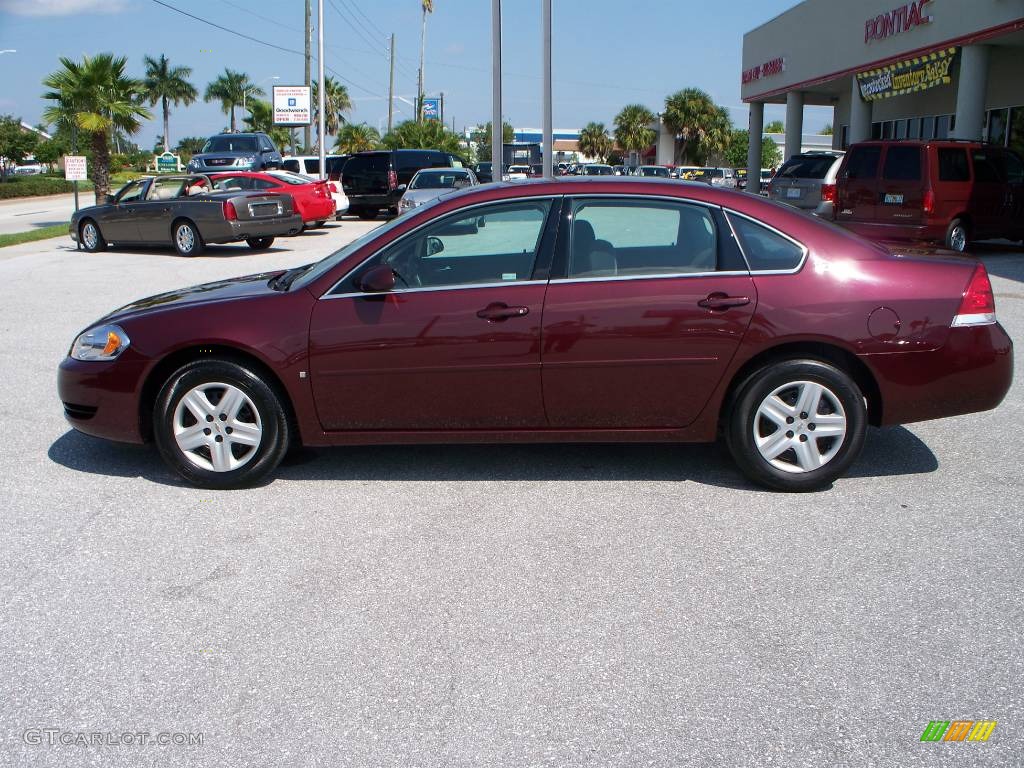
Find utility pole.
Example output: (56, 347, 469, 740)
(542, 0, 552, 178)
(387, 32, 396, 134)
(491, 0, 501, 176)
(304, 0, 312, 152)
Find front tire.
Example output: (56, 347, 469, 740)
(945, 218, 969, 252)
(172, 219, 204, 257)
(246, 236, 275, 250)
(80, 219, 107, 252)
(726, 359, 867, 492)
(153, 359, 290, 489)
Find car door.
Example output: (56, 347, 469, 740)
(1001, 150, 1024, 237)
(969, 148, 1007, 238)
(540, 196, 756, 428)
(101, 179, 148, 242)
(132, 176, 185, 242)
(308, 197, 559, 431)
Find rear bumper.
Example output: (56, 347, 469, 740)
(204, 215, 304, 243)
(864, 322, 1013, 426)
(837, 220, 946, 244)
(58, 355, 148, 444)
(345, 192, 401, 210)
(299, 199, 336, 224)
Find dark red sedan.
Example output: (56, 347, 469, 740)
(57, 178, 1013, 491)
(208, 170, 335, 229)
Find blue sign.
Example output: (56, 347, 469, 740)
(421, 98, 441, 120)
(288, 98, 296, 107)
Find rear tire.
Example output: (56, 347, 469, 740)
(314, 220, 326, 228)
(246, 236, 275, 250)
(945, 218, 969, 252)
(726, 359, 867, 492)
(153, 359, 290, 489)
(357, 208, 378, 220)
(79, 219, 107, 253)
(172, 219, 204, 257)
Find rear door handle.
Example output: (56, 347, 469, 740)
(699, 293, 750, 310)
(477, 302, 530, 321)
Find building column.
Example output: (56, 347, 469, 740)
(849, 77, 872, 144)
(746, 101, 764, 194)
(656, 118, 675, 166)
(952, 45, 990, 140)
(785, 91, 804, 160)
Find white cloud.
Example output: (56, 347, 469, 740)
(0, 0, 126, 15)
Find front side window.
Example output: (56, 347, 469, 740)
(568, 200, 720, 278)
(213, 176, 253, 191)
(882, 146, 921, 181)
(379, 200, 553, 289)
(115, 180, 146, 203)
(1003, 151, 1024, 184)
(727, 214, 805, 272)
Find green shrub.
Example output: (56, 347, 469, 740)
(0, 175, 94, 199)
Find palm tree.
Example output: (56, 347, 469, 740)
(242, 100, 292, 150)
(204, 69, 261, 132)
(42, 53, 152, 202)
(579, 122, 612, 163)
(613, 104, 656, 166)
(662, 88, 733, 165)
(335, 123, 380, 154)
(382, 119, 461, 155)
(142, 54, 197, 153)
(311, 77, 352, 140)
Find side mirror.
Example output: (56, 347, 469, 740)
(359, 264, 397, 293)
(426, 236, 445, 256)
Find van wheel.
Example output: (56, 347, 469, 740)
(357, 209, 378, 220)
(726, 359, 867, 492)
(945, 218, 969, 252)
(246, 236, 274, 250)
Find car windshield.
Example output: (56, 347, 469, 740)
(641, 167, 669, 176)
(777, 155, 837, 179)
(585, 165, 613, 175)
(291, 199, 443, 290)
(267, 171, 310, 185)
(202, 136, 258, 153)
(410, 171, 470, 190)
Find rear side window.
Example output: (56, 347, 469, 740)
(972, 151, 1003, 183)
(1004, 152, 1024, 184)
(281, 159, 301, 173)
(396, 151, 430, 171)
(937, 148, 970, 181)
(882, 146, 921, 181)
(345, 154, 388, 175)
(845, 147, 881, 180)
(728, 214, 805, 272)
(777, 155, 836, 180)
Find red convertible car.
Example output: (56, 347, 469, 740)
(58, 178, 1012, 491)
(209, 170, 335, 229)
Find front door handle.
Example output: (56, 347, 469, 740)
(477, 302, 530, 321)
(699, 292, 750, 310)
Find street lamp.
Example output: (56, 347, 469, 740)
(243, 75, 279, 115)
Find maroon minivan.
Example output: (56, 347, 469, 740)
(834, 140, 1024, 251)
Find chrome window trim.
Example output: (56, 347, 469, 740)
(323, 279, 550, 301)
(321, 194, 562, 299)
(722, 208, 810, 275)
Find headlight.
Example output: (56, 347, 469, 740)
(187, 160, 198, 170)
(399, 198, 416, 211)
(70, 324, 130, 361)
(235, 156, 256, 166)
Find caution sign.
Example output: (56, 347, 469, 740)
(857, 47, 957, 101)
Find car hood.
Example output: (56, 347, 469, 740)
(403, 188, 450, 205)
(192, 151, 256, 160)
(102, 270, 288, 323)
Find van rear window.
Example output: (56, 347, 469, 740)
(845, 147, 881, 180)
(777, 155, 835, 180)
(938, 148, 969, 181)
(882, 146, 921, 181)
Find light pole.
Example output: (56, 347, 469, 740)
(317, 0, 326, 179)
(243, 76, 279, 118)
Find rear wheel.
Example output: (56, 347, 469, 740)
(79, 219, 107, 253)
(153, 359, 290, 489)
(726, 359, 867, 492)
(945, 218, 969, 252)
(314, 220, 326, 228)
(246, 236, 275, 250)
(357, 208, 378, 220)
(172, 219, 204, 257)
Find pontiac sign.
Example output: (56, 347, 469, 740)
(857, 47, 957, 101)
(865, 0, 933, 44)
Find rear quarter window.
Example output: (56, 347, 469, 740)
(882, 146, 921, 181)
(728, 213, 805, 272)
(971, 150, 1003, 183)
(937, 148, 970, 181)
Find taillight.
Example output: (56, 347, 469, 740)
(923, 189, 935, 215)
(388, 169, 398, 190)
(223, 200, 237, 221)
(820, 183, 836, 203)
(328, 182, 339, 193)
(952, 263, 996, 327)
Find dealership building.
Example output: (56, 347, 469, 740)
(740, 0, 1024, 191)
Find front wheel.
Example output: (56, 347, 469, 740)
(173, 220, 204, 257)
(246, 236, 275, 250)
(153, 359, 290, 489)
(80, 219, 107, 252)
(356, 208, 378, 220)
(726, 359, 867, 492)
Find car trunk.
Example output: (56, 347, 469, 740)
(225, 192, 294, 220)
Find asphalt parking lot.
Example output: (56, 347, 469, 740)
(1, 222, 1022, 766)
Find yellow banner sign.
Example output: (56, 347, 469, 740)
(857, 47, 957, 101)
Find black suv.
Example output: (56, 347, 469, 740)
(341, 149, 464, 219)
(187, 132, 283, 174)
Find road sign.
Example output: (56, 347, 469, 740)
(421, 98, 441, 121)
(156, 152, 181, 172)
(64, 155, 87, 181)
(273, 85, 312, 126)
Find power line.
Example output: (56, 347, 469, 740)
(218, 0, 302, 34)
(342, 0, 388, 39)
(338, 0, 385, 50)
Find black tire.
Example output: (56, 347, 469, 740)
(79, 219, 107, 252)
(314, 220, 326, 228)
(172, 219, 204, 257)
(945, 217, 969, 252)
(357, 208, 378, 220)
(246, 236, 275, 250)
(726, 359, 867, 492)
(153, 359, 290, 489)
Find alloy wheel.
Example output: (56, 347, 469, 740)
(176, 224, 195, 253)
(83, 222, 98, 250)
(172, 382, 263, 472)
(949, 225, 967, 252)
(752, 380, 847, 473)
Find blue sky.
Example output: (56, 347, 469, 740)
(0, 0, 832, 147)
